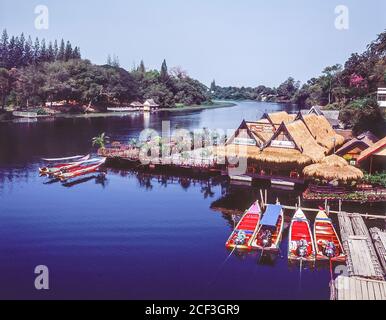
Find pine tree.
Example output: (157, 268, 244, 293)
(160, 59, 168, 82)
(64, 41, 72, 61)
(53, 39, 59, 60)
(0, 29, 9, 68)
(72, 46, 81, 59)
(15, 33, 25, 67)
(57, 39, 65, 60)
(107, 54, 112, 65)
(33, 37, 40, 64)
(7, 36, 17, 68)
(210, 80, 216, 92)
(47, 41, 55, 62)
(23, 36, 33, 65)
(139, 60, 145, 73)
(40, 38, 47, 62)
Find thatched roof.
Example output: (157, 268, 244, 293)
(357, 136, 386, 163)
(284, 120, 327, 162)
(215, 144, 312, 166)
(143, 99, 159, 107)
(301, 114, 345, 152)
(264, 111, 296, 128)
(130, 101, 143, 107)
(303, 155, 364, 181)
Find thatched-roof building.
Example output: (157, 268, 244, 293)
(336, 131, 379, 165)
(303, 155, 364, 182)
(143, 99, 159, 112)
(217, 111, 346, 182)
(130, 101, 143, 108)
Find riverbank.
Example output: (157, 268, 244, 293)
(1, 101, 236, 122)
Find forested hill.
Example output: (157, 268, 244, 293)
(210, 30, 386, 136)
(0, 29, 210, 110)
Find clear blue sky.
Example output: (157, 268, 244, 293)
(0, 0, 385, 87)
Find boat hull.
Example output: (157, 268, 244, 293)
(314, 211, 346, 262)
(288, 209, 316, 262)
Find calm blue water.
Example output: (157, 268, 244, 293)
(0, 101, 341, 299)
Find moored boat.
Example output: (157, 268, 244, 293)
(225, 201, 261, 250)
(58, 158, 106, 181)
(42, 154, 89, 162)
(314, 210, 345, 262)
(39, 155, 91, 174)
(250, 204, 284, 251)
(288, 208, 316, 261)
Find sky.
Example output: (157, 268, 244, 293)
(0, 0, 385, 87)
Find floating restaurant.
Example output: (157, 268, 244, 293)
(216, 111, 345, 186)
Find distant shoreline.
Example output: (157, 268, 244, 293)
(49, 101, 237, 119)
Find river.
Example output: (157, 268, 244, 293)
(0, 100, 364, 299)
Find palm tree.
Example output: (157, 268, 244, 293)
(92, 132, 109, 149)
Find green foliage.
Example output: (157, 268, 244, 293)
(92, 132, 109, 149)
(364, 171, 386, 187)
(339, 98, 386, 136)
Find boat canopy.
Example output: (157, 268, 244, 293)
(260, 204, 282, 227)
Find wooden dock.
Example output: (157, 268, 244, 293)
(331, 276, 386, 300)
(337, 212, 384, 280)
(370, 227, 386, 274)
(330, 212, 386, 300)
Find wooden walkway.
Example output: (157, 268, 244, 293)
(331, 276, 386, 300)
(370, 227, 386, 274)
(337, 212, 384, 280)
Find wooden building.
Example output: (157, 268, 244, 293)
(357, 136, 386, 174)
(336, 131, 379, 166)
(143, 99, 159, 112)
(217, 112, 345, 185)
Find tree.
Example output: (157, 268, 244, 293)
(138, 60, 145, 73)
(0, 68, 10, 109)
(72, 46, 81, 59)
(40, 39, 47, 62)
(53, 40, 59, 59)
(0, 29, 9, 68)
(160, 59, 168, 83)
(47, 41, 55, 62)
(210, 80, 216, 92)
(321, 64, 342, 105)
(33, 37, 40, 64)
(92, 132, 109, 149)
(57, 39, 65, 61)
(23, 36, 33, 65)
(64, 41, 72, 61)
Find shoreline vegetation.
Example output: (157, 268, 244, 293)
(210, 30, 386, 137)
(0, 28, 385, 136)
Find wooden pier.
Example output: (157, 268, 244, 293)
(330, 276, 386, 300)
(329, 211, 386, 300)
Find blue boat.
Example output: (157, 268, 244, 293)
(251, 204, 284, 251)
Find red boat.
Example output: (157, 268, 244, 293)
(314, 210, 345, 262)
(39, 155, 90, 174)
(288, 209, 316, 261)
(225, 201, 261, 250)
(58, 159, 105, 181)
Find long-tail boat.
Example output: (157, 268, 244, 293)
(39, 155, 90, 174)
(314, 210, 345, 262)
(225, 201, 261, 250)
(288, 208, 316, 261)
(58, 158, 106, 181)
(250, 204, 284, 251)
